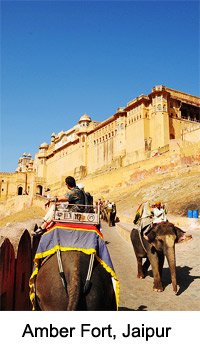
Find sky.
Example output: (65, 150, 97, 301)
(1, 0, 200, 172)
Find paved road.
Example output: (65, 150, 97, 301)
(101, 221, 200, 311)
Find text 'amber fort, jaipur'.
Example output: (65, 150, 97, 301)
(1, 85, 200, 204)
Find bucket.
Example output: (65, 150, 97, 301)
(187, 210, 193, 218)
(193, 210, 199, 218)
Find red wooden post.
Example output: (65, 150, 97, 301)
(14, 230, 32, 310)
(0, 237, 15, 310)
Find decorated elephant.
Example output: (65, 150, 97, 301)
(31, 251, 117, 311)
(130, 222, 192, 293)
(30, 223, 118, 311)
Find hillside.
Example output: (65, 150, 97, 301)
(115, 166, 200, 222)
(0, 164, 199, 230)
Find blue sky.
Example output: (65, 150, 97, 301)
(1, 0, 199, 172)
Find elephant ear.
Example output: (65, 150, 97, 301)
(174, 226, 185, 243)
(146, 229, 157, 243)
(174, 226, 193, 243)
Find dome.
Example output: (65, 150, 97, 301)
(78, 114, 91, 123)
(39, 142, 49, 149)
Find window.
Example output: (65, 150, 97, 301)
(18, 186, 23, 195)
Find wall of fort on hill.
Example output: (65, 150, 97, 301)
(0, 138, 199, 220)
(0, 86, 199, 208)
(81, 139, 200, 199)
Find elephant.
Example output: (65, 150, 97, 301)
(130, 222, 192, 293)
(33, 250, 117, 311)
(104, 204, 116, 227)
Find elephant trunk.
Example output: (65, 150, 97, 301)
(164, 236, 177, 294)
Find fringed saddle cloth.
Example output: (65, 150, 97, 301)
(29, 222, 119, 309)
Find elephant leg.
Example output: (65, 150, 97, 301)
(136, 256, 145, 279)
(142, 258, 150, 276)
(148, 252, 163, 292)
(158, 252, 164, 280)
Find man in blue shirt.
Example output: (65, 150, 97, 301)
(33, 176, 85, 236)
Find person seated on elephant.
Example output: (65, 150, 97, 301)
(152, 201, 167, 224)
(133, 201, 153, 237)
(33, 176, 86, 236)
(106, 202, 113, 217)
(107, 201, 113, 211)
(77, 183, 94, 212)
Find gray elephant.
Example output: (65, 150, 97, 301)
(34, 251, 117, 310)
(130, 222, 192, 293)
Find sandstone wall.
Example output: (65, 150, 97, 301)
(0, 195, 32, 219)
(79, 140, 200, 202)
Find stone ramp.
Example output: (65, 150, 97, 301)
(101, 220, 200, 311)
(115, 222, 133, 243)
(115, 214, 200, 244)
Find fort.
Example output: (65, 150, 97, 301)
(0, 85, 200, 209)
(0, 85, 200, 312)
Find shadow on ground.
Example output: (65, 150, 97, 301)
(119, 305, 147, 311)
(160, 266, 200, 295)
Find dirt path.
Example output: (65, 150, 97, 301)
(101, 221, 200, 311)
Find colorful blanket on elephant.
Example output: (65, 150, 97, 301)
(29, 222, 119, 309)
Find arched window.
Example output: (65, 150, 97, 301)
(18, 186, 23, 195)
(36, 185, 43, 195)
